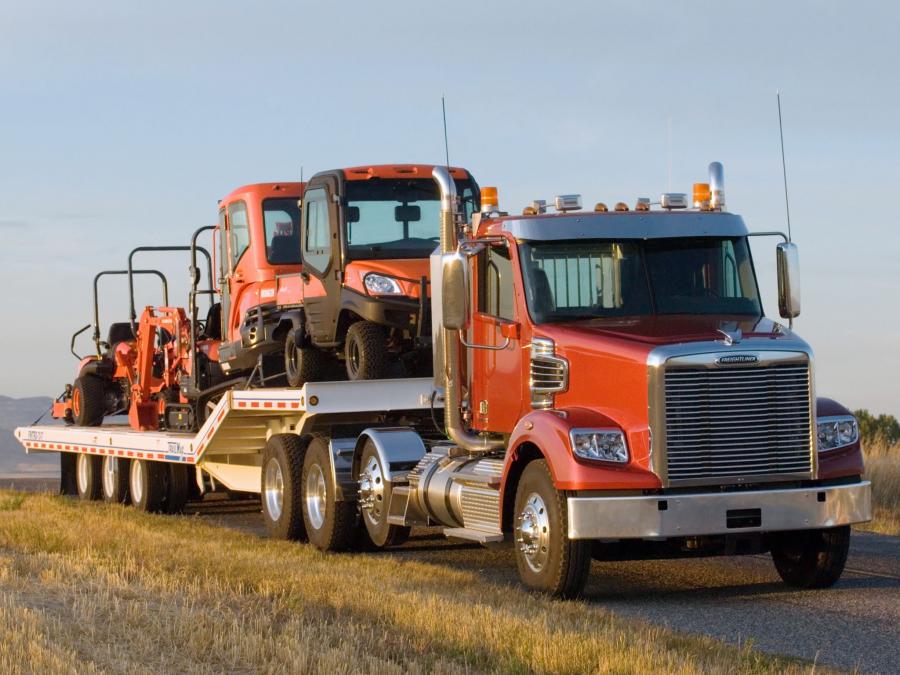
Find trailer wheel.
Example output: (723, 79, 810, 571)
(261, 434, 307, 540)
(284, 328, 324, 388)
(358, 440, 410, 548)
(60, 453, 78, 496)
(302, 438, 356, 551)
(164, 464, 190, 514)
(72, 375, 105, 426)
(513, 459, 591, 599)
(100, 456, 130, 504)
(75, 453, 103, 501)
(770, 525, 851, 589)
(129, 459, 166, 512)
(344, 321, 388, 381)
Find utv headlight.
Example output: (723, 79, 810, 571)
(569, 428, 629, 463)
(816, 415, 859, 452)
(364, 273, 403, 295)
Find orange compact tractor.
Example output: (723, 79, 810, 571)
(286, 164, 480, 384)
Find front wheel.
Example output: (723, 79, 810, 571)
(513, 460, 591, 599)
(770, 525, 851, 589)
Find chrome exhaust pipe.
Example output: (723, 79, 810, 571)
(709, 161, 725, 211)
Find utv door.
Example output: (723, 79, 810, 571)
(300, 180, 343, 346)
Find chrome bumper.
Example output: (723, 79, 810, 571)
(567, 481, 871, 540)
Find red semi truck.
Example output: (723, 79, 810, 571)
(19, 162, 870, 598)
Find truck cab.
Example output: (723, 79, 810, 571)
(289, 164, 479, 383)
(215, 182, 305, 377)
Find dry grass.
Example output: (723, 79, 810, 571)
(858, 441, 900, 536)
(0, 491, 823, 674)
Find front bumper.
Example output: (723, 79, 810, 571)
(567, 481, 871, 539)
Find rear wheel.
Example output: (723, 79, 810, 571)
(358, 440, 410, 548)
(261, 434, 307, 540)
(100, 456, 130, 503)
(60, 453, 78, 496)
(513, 460, 591, 599)
(302, 438, 357, 551)
(72, 375, 105, 426)
(344, 321, 388, 380)
(129, 459, 166, 512)
(284, 328, 324, 388)
(75, 453, 102, 501)
(770, 526, 851, 588)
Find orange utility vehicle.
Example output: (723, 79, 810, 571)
(287, 164, 479, 384)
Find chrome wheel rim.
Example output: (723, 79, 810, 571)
(102, 456, 117, 499)
(358, 454, 385, 526)
(264, 458, 284, 522)
(305, 462, 327, 530)
(130, 460, 144, 505)
(516, 491, 551, 573)
(76, 454, 89, 494)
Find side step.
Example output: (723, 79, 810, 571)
(443, 527, 505, 544)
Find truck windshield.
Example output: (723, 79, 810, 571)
(518, 237, 762, 323)
(345, 178, 477, 260)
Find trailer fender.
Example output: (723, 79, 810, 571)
(351, 427, 427, 487)
(328, 437, 357, 502)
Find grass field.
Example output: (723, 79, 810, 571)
(860, 441, 900, 536)
(0, 490, 825, 674)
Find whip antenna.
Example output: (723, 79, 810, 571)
(441, 95, 451, 170)
(777, 91, 792, 242)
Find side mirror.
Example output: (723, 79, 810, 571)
(441, 252, 469, 330)
(776, 242, 801, 319)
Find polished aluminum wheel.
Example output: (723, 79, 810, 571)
(130, 460, 144, 505)
(305, 462, 327, 530)
(516, 491, 551, 573)
(358, 454, 385, 526)
(264, 458, 284, 522)
(76, 453, 90, 495)
(102, 456, 118, 499)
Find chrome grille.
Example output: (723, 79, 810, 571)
(664, 362, 812, 482)
(530, 338, 568, 409)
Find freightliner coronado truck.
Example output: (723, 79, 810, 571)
(16, 162, 870, 598)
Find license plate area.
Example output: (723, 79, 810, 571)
(726, 508, 762, 529)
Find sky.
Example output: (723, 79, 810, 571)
(0, 0, 897, 416)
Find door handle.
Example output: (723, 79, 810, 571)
(300, 271, 310, 282)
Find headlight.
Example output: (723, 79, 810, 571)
(569, 428, 629, 463)
(364, 273, 402, 295)
(816, 415, 859, 452)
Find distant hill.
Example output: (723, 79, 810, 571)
(0, 395, 59, 477)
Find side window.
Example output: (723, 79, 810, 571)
(227, 201, 250, 270)
(303, 188, 331, 273)
(478, 245, 515, 321)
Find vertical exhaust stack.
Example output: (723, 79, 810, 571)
(709, 162, 725, 211)
(432, 167, 503, 453)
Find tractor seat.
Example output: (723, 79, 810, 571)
(203, 303, 222, 341)
(268, 234, 300, 265)
(107, 322, 135, 349)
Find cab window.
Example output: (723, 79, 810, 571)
(303, 188, 331, 273)
(226, 201, 250, 270)
(477, 245, 515, 321)
(263, 198, 301, 265)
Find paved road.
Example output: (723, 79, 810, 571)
(5, 479, 898, 673)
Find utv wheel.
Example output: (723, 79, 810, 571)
(358, 439, 410, 548)
(770, 525, 851, 589)
(75, 453, 103, 501)
(100, 456, 130, 504)
(261, 434, 308, 540)
(72, 375, 105, 426)
(513, 460, 591, 599)
(284, 328, 324, 388)
(164, 464, 190, 514)
(129, 459, 166, 512)
(344, 321, 388, 380)
(302, 438, 357, 551)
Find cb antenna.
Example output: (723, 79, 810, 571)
(776, 91, 792, 242)
(441, 95, 451, 171)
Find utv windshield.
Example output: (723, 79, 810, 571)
(345, 177, 478, 260)
(518, 237, 762, 324)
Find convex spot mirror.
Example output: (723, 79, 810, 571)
(776, 242, 801, 319)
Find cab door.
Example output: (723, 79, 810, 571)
(217, 208, 230, 339)
(223, 200, 251, 341)
(470, 243, 524, 433)
(300, 178, 343, 346)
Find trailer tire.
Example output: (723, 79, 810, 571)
(261, 434, 308, 541)
(72, 375, 105, 426)
(130, 459, 166, 512)
(344, 321, 388, 381)
(164, 464, 190, 514)
(284, 328, 324, 388)
(358, 440, 410, 548)
(100, 456, 130, 504)
(302, 438, 356, 551)
(770, 525, 851, 589)
(60, 453, 78, 496)
(513, 459, 591, 599)
(75, 453, 103, 501)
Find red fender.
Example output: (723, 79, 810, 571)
(816, 397, 865, 479)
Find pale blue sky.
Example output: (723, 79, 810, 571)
(0, 1, 897, 415)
